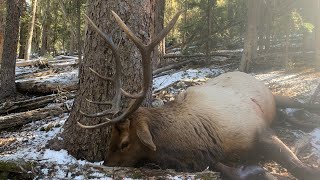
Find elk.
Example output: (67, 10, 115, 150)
(77, 11, 320, 180)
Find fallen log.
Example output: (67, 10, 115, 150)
(163, 53, 238, 59)
(16, 70, 78, 94)
(16, 58, 48, 67)
(15, 69, 55, 80)
(54, 55, 78, 60)
(0, 160, 35, 179)
(0, 93, 75, 115)
(16, 57, 78, 68)
(0, 104, 67, 130)
(153, 56, 233, 76)
(153, 59, 194, 76)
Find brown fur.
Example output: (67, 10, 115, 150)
(105, 72, 320, 179)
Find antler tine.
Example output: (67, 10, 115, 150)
(149, 10, 185, 50)
(89, 67, 114, 81)
(85, 98, 112, 105)
(111, 11, 146, 52)
(77, 119, 112, 129)
(112, 10, 184, 52)
(84, 14, 118, 51)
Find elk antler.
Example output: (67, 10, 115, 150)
(77, 10, 183, 129)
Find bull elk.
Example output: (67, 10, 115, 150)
(78, 11, 320, 180)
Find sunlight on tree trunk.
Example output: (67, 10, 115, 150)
(24, 0, 38, 60)
(239, 0, 261, 72)
(284, 22, 290, 70)
(315, 0, 320, 68)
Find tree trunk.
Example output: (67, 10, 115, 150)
(24, 0, 38, 60)
(239, 0, 261, 72)
(58, 0, 76, 56)
(227, 0, 234, 21)
(18, 0, 28, 59)
(284, 23, 290, 70)
(0, 0, 4, 64)
(153, 0, 165, 69)
(49, 0, 155, 162)
(206, 0, 215, 62)
(40, 0, 50, 56)
(0, 0, 21, 99)
(181, 2, 187, 52)
(258, 1, 266, 53)
(315, 0, 320, 67)
(264, 0, 272, 53)
(76, 0, 82, 63)
(69, 32, 75, 56)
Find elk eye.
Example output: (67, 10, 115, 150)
(120, 141, 129, 151)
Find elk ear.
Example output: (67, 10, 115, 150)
(136, 120, 156, 151)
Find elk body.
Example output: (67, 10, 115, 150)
(79, 11, 320, 180)
(107, 72, 276, 168)
(105, 72, 319, 180)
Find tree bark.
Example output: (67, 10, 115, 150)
(0, 0, 21, 99)
(58, 0, 76, 56)
(153, 0, 165, 69)
(284, 22, 290, 70)
(0, 0, 4, 64)
(40, 0, 51, 56)
(18, 0, 28, 59)
(206, 0, 215, 62)
(264, 0, 272, 53)
(24, 0, 38, 60)
(315, 0, 320, 67)
(76, 0, 82, 63)
(239, 0, 261, 72)
(69, 32, 75, 55)
(49, 0, 155, 162)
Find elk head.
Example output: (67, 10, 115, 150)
(77, 10, 182, 165)
(105, 115, 157, 166)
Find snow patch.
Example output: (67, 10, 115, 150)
(153, 68, 224, 92)
(310, 128, 320, 159)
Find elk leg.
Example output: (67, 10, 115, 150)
(257, 130, 320, 180)
(213, 162, 275, 180)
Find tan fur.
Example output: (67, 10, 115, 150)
(106, 72, 276, 171)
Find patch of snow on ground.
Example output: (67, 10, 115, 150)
(15, 66, 39, 76)
(255, 70, 320, 98)
(310, 128, 320, 160)
(153, 68, 224, 92)
(0, 115, 68, 161)
(0, 113, 119, 179)
(15, 69, 78, 85)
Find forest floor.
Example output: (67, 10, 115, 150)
(0, 54, 319, 179)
